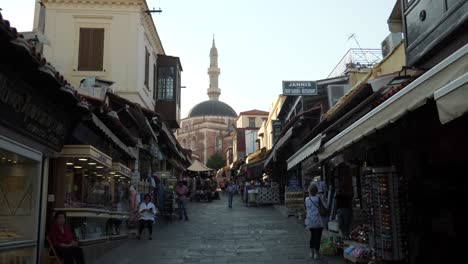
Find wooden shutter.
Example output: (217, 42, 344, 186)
(153, 63, 157, 99)
(78, 28, 104, 71)
(144, 47, 149, 86)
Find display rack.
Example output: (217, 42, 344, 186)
(363, 167, 407, 261)
(284, 187, 304, 216)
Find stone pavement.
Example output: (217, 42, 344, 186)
(95, 193, 345, 264)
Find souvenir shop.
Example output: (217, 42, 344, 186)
(311, 46, 467, 263)
(0, 18, 87, 263)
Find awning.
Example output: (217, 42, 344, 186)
(287, 134, 323, 171)
(91, 114, 137, 159)
(275, 127, 293, 150)
(434, 71, 468, 124)
(187, 160, 213, 172)
(318, 44, 468, 161)
(160, 122, 186, 161)
(263, 128, 293, 168)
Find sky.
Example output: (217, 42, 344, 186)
(1, 0, 397, 118)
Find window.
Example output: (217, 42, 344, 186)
(144, 47, 150, 87)
(191, 136, 196, 150)
(157, 67, 174, 100)
(248, 117, 256, 128)
(0, 143, 41, 249)
(78, 28, 104, 71)
(215, 136, 222, 153)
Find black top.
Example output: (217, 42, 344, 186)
(188, 100, 237, 118)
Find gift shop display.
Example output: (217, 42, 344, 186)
(363, 167, 407, 261)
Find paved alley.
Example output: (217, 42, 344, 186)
(95, 194, 344, 264)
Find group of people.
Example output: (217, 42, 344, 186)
(48, 180, 326, 263)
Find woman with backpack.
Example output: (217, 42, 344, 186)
(305, 184, 328, 259)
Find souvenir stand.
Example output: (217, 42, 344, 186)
(156, 171, 178, 220)
(284, 175, 304, 217)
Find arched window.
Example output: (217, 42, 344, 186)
(215, 136, 222, 153)
(191, 136, 197, 150)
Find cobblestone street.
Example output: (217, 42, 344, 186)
(96, 194, 344, 264)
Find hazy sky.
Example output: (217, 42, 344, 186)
(1, 0, 396, 117)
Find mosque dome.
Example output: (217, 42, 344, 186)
(188, 100, 237, 118)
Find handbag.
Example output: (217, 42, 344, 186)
(310, 197, 329, 217)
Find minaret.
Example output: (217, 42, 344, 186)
(207, 36, 221, 100)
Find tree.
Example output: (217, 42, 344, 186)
(206, 153, 226, 170)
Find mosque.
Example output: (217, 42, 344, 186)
(176, 38, 237, 164)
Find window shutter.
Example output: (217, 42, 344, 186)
(153, 63, 157, 99)
(144, 47, 149, 86)
(78, 28, 104, 71)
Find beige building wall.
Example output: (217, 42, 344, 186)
(236, 115, 268, 128)
(261, 96, 286, 150)
(35, 0, 164, 110)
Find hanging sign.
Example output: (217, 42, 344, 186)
(282, 81, 318, 95)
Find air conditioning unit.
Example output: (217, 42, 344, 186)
(78, 77, 114, 100)
(327, 84, 351, 108)
(381, 33, 403, 57)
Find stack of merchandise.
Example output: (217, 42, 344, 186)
(343, 245, 371, 263)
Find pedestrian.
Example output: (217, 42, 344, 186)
(138, 194, 156, 240)
(175, 180, 189, 221)
(226, 180, 236, 208)
(305, 184, 327, 259)
(48, 211, 85, 264)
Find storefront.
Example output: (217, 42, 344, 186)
(0, 19, 87, 262)
(312, 44, 467, 263)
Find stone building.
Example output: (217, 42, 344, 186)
(176, 38, 237, 164)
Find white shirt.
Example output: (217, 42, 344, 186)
(139, 202, 156, 221)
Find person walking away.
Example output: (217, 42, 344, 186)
(226, 180, 236, 208)
(305, 184, 327, 259)
(49, 211, 85, 264)
(175, 181, 189, 221)
(138, 194, 156, 240)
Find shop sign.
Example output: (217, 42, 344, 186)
(0, 72, 70, 151)
(61, 145, 112, 167)
(112, 163, 131, 177)
(282, 81, 317, 96)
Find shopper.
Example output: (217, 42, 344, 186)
(305, 184, 327, 259)
(48, 211, 85, 264)
(138, 194, 156, 240)
(175, 181, 189, 221)
(226, 180, 236, 208)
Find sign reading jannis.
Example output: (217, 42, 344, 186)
(282, 81, 317, 96)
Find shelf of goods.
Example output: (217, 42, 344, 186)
(284, 187, 304, 209)
(162, 188, 177, 217)
(363, 167, 407, 261)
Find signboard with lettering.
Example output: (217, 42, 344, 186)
(61, 145, 112, 168)
(0, 72, 71, 152)
(282, 81, 318, 96)
(112, 163, 132, 178)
